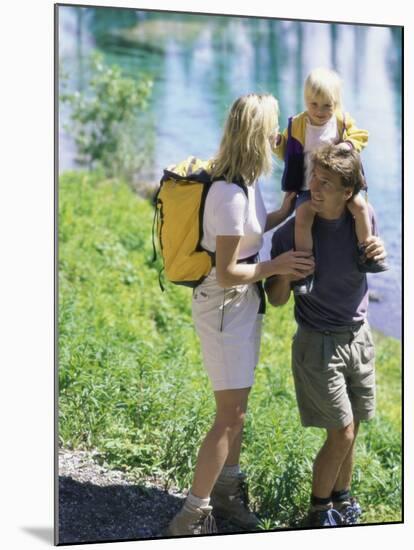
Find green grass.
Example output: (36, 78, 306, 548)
(59, 171, 402, 526)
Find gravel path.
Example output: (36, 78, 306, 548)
(58, 448, 244, 544)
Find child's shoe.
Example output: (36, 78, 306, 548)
(307, 507, 343, 527)
(357, 244, 389, 273)
(333, 496, 362, 525)
(291, 274, 314, 295)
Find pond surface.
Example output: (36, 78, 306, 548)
(58, 6, 402, 339)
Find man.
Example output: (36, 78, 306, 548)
(265, 144, 387, 527)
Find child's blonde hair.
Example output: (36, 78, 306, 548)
(304, 67, 343, 110)
(210, 93, 279, 186)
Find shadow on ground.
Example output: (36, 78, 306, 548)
(58, 476, 246, 544)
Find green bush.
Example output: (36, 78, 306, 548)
(59, 171, 402, 525)
(60, 52, 153, 179)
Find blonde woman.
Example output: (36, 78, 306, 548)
(165, 94, 314, 536)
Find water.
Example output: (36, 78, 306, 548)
(58, 6, 402, 339)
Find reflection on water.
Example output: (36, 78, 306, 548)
(58, 6, 402, 339)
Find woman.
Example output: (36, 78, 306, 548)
(166, 93, 314, 536)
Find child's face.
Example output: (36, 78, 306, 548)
(305, 94, 335, 126)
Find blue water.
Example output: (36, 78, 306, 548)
(58, 7, 402, 339)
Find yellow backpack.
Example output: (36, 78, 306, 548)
(152, 156, 247, 289)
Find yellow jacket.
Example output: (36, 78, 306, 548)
(275, 111, 369, 191)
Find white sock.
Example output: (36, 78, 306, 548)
(185, 491, 210, 510)
(219, 464, 241, 478)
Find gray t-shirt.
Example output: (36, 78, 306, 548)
(270, 207, 378, 331)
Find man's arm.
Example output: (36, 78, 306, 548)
(264, 275, 292, 307)
(265, 220, 315, 307)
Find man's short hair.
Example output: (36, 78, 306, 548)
(312, 144, 367, 197)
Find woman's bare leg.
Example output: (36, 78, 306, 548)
(190, 387, 251, 498)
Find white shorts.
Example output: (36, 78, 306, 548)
(192, 268, 263, 391)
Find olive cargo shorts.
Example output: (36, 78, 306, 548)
(291, 321, 376, 429)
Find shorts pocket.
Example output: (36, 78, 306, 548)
(360, 342, 375, 364)
(356, 326, 376, 365)
(193, 288, 210, 303)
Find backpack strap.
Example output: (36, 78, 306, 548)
(288, 116, 293, 140)
(342, 112, 347, 141)
(151, 199, 158, 263)
(151, 185, 166, 291)
(233, 180, 248, 198)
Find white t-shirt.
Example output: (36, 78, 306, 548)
(201, 180, 267, 260)
(303, 115, 339, 189)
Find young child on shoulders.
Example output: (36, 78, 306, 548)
(275, 67, 388, 295)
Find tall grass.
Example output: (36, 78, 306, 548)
(59, 171, 402, 526)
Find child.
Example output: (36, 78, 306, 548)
(275, 67, 388, 295)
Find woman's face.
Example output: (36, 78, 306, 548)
(305, 94, 335, 126)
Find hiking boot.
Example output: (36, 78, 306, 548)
(291, 274, 314, 296)
(164, 504, 217, 536)
(334, 497, 362, 525)
(357, 244, 389, 273)
(307, 507, 343, 527)
(210, 472, 259, 530)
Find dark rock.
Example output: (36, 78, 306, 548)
(368, 290, 381, 302)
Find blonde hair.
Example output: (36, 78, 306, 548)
(210, 93, 279, 186)
(304, 67, 343, 110)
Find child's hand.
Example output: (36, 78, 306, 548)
(336, 142, 353, 152)
(363, 236, 387, 262)
(270, 133, 282, 151)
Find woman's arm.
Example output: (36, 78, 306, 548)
(272, 129, 288, 160)
(215, 236, 314, 288)
(264, 192, 296, 232)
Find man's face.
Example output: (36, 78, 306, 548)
(309, 164, 353, 217)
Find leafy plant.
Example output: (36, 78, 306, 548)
(60, 52, 153, 179)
